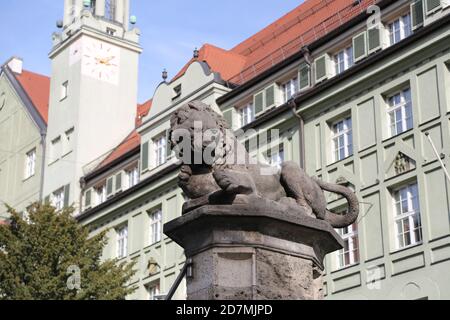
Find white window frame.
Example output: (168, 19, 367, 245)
(388, 13, 412, 45)
(393, 183, 422, 250)
(267, 144, 285, 169)
(147, 283, 160, 300)
(334, 46, 354, 75)
(239, 102, 255, 127)
(117, 226, 128, 259)
(154, 135, 167, 167)
(149, 209, 162, 245)
(387, 88, 413, 137)
(281, 76, 299, 103)
(52, 188, 65, 211)
(336, 223, 359, 269)
(126, 166, 139, 189)
(332, 117, 353, 162)
(25, 148, 36, 179)
(95, 184, 107, 205)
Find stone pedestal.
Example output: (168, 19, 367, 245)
(164, 202, 343, 300)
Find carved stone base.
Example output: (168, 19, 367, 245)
(164, 201, 343, 300)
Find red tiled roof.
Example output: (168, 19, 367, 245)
(172, 43, 247, 82)
(136, 99, 153, 126)
(99, 130, 141, 169)
(172, 0, 377, 85)
(15, 69, 50, 124)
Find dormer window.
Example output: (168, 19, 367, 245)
(334, 46, 354, 75)
(388, 13, 412, 45)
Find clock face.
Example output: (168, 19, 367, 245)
(0, 92, 6, 111)
(81, 38, 120, 85)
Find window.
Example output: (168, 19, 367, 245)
(387, 88, 413, 137)
(389, 14, 412, 45)
(281, 77, 299, 103)
(25, 149, 36, 179)
(337, 223, 359, 268)
(334, 46, 354, 75)
(332, 117, 353, 162)
(117, 226, 128, 259)
(147, 283, 160, 300)
(149, 209, 162, 245)
(52, 188, 65, 211)
(106, 28, 116, 36)
(173, 85, 182, 100)
(88, 0, 97, 14)
(60, 81, 68, 100)
(268, 145, 285, 169)
(126, 166, 139, 189)
(154, 136, 167, 167)
(239, 103, 255, 127)
(95, 184, 107, 205)
(393, 183, 422, 249)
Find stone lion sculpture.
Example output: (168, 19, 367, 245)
(169, 101, 359, 228)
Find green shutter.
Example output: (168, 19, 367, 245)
(254, 92, 264, 116)
(265, 85, 275, 108)
(165, 130, 171, 160)
(367, 27, 381, 53)
(411, 0, 425, 29)
(314, 56, 327, 82)
(353, 32, 367, 62)
(426, 0, 441, 13)
(299, 63, 310, 90)
(85, 189, 92, 208)
(141, 142, 149, 171)
(106, 177, 114, 197)
(63, 184, 70, 208)
(115, 172, 122, 191)
(223, 110, 233, 127)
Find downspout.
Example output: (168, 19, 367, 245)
(39, 131, 46, 202)
(288, 99, 305, 170)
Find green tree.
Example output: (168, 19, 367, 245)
(0, 203, 136, 300)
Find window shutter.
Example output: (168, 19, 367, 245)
(222, 109, 233, 128)
(299, 63, 311, 90)
(265, 85, 275, 109)
(165, 130, 171, 160)
(106, 177, 114, 197)
(367, 27, 381, 53)
(426, 0, 441, 13)
(115, 172, 122, 191)
(141, 142, 149, 171)
(63, 184, 70, 208)
(314, 55, 328, 83)
(353, 32, 367, 62)
(254, 92, 264, 116)
(85, 189, 92, 208)
(411, 0, 425, 29)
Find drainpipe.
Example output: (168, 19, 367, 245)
(288, 99, 305, 170)
(39, 132, 46, 202)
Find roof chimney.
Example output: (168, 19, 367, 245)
(8, 57, 23, 74)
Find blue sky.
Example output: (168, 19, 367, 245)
(0, 1, 302, 103)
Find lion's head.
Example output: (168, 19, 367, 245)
(169, 101, 245, 169)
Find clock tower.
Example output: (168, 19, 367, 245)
(44, 0, 142, 213)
